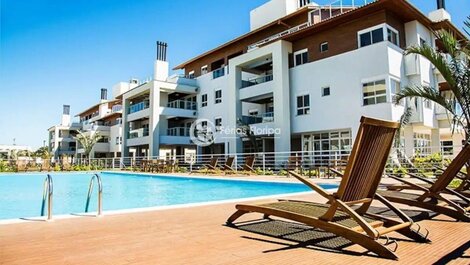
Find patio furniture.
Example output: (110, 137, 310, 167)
(379, 144, 470, 222)
(227, 117, 428, 260)
(221, 157, 235, 172)
(204, 157, 219, 171)
(241, 156, 255, 172)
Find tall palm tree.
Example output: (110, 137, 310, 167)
(75, 130, 102, 164)
(395, 17, 470, 142)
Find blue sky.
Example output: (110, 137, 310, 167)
(0, 0, 468, 149)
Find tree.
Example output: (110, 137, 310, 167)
(33, 147, 51, 159)
(395, 16, 470, 142)
(74, 130, 102, 163)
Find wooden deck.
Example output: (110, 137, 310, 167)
(1, 178, 469, 265)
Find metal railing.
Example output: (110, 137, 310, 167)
(167, 100, 197, 110)
(241, 75, 273, 88)
(242, 112, 274, 124)
(85, 174, 103, 216)
(41, 174, 53, 221)
(129, 128, 149, 139)
(167, 127, 190, 137)
(247, 0, 376, 51)
(212, 67, 225, 79)
(128, 101, 149, 114)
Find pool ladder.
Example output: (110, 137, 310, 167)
(40, 173, 103, 221)
(41, 174, 53, 221)
(85, 173, 103, 216)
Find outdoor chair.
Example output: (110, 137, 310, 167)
(378, 144, 470, 222)
(221, 157, 235, 172)
(240, 156, 255, 172)
(226, 116, 429, 260)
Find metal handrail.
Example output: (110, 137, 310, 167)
(41, 174, 53, 221)
(85, 173, 103, 216)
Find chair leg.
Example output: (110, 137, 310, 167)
(226, 210, 249, 226)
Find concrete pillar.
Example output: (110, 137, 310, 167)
(403, 126, 414, 157)
(431, 129, 440, 154)
(452, 132, 464, 157)
(227, 63, 243, 155)
(149, 82, 161, 157)
(121, 98, 130, 158)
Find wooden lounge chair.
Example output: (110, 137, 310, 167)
(226, 117, 429, 260)
(385, 154, 470, 198)
(221, 157, 235, 172)
(40, 160, 51, 172)
(204, 157, 219, 170)
(378, 144, 470, 222)
(241, 156, 255, 172)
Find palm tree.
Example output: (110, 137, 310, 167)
(395, 17, 470, 142)
(33, 147, 51, 159)
(74, 130, 102, 164)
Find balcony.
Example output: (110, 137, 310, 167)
(212, 67, 225, 79)
(160, 127, 191, 145)
(128, 128, 149, 139)
(167, 127, 190, 137)
(112, 105, 123, 113)
(128, 101, 149, 114)
(241, 75, 273, 89)
(167, 100, 197, 110)
(241, 112, 274, 125)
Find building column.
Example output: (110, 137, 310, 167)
(227, 63, 243, 155)
(452, 132, 464, 157)
(121, 98, 130, 158)
(149, 82, 161, 158)
(403, 126, 414, 158)
(431, 129, 440, 154)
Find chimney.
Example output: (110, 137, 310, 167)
(61, 105, 71, 126)
(437, 0, 445, 10)
(100, 88, 108, 101)
(429, 0, 451, 22)
(154, 41, 169, 81)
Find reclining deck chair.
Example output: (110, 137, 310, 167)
(226, 117, 429, 260)
(379, 145, 470, 222)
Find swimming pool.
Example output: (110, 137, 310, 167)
(0, 172, 337, 221)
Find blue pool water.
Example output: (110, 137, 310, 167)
(0, 172, 337, 220)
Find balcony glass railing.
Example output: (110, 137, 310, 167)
(212, 67, 225, 79)
(112, 105, 123, 113)
(166, 127, 190, 137)
(128, 128, 149, 139)
(241, 74, 273, 88)
(128, 101, 149, 114)
(167, 100, 197, 110)
(241, 112, 274, 125)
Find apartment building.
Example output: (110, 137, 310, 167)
(75, 86, 132, 159)
(164, 0, 465, 159)
(48, 105, 81, 160)
(63, 0, 466, 162)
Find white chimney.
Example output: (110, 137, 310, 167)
(154, 41, 169, 81)
(428, 0, 451, 22)
(61, 105, 71, 126)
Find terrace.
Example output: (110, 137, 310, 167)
(1, 175, 469, 265)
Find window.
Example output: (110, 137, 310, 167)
(420, 38, 427, 47)
(215, 117, 222, 132)
(322, 87, 330, 97)
(359, 28, 384, 47)
(297, 95, 310, 115)
(424, 99, 432, 109)
(363, 80, 386, 105)
(441, 140, 454, 155)
(320, 42, 329, 53)
(294, 49, 309, 66)
(201, 94, 208, 107)
(390, 79, 403, 105)
(188, 71, 195, 79)
(387, 27, 399, 46)
(248, 109, 259, 116)
(302, 130, 352, 165)
(201, 65, 208, 75)
(115, 137, 122, 145)
(215, 90, 222, 104)
(299, 0, 310, 8)
(414, 133, 431, 156)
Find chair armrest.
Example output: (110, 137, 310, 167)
(386, 174, 430, 192)
(328, 168, 344, 177)
(374, 193, 413, 223)
(407, 173, 436, 185)
(335, 200, 379, 239)
(288, 170, 335, 200)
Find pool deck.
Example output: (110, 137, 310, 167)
(1, 174, 469, 264)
